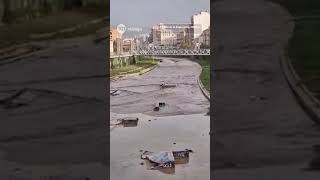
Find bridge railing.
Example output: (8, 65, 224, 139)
(134, 49, 210, 55)
(110, 49, 211, 57)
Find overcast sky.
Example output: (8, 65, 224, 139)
(110, 0, 210, 28)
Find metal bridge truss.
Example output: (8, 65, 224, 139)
(134, 49, 210, 55)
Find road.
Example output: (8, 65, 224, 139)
(0, 36, 108, 180)
(212, 0, 320, 178)
(110, 57, 210, 180)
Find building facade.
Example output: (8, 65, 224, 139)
(110, 28, 122, 55)
(176, 27, 194, 48)
(122, 38, 134, 54)
(152, 23, 177, 46)
(199, 28, 210, 47)
(191, 11, 210, 40)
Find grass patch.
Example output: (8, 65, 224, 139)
(110, 56, 158, 77)
(195, 56, 210, 92)
(269, 0, 320, 99)
(289, 20, 320, 99)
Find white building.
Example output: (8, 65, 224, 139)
(191, 11, 210, 40)
(199, 28, 210, 47)
(152, 23, 177, 46)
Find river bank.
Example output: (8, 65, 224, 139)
(270, 0, 320, 102)
(0, 6, 106, 49)
(110, 56, 158, 78)
(212, 0, 320, 176)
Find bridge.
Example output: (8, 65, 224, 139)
(110, 49, 211, 58)
(134, 49, 210, 56)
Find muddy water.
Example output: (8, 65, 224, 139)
(110, 58, 209, 116)
(110, 57, 210, 179)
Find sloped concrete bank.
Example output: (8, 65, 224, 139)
(212, 0, 320, 177)
(280, 47, 320, 123)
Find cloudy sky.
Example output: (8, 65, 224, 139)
(110, 0, 210, 28)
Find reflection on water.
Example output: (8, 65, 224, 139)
(0, 0, 107, 23)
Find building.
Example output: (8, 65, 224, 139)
(147, 31, 153, 44)
(152, 23, 177, 46)
(134, 34, 148, 50)
(191, 11, 210, 40)
(122, 38, 134, 54)
(110, 28, 122, 55)
(176, 27, 194, 48)
(199, 28, 210, 47)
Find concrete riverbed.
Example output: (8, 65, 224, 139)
(110, 57, 210, 180)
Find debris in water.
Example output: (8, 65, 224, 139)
(141, 149, 193, 170)
(159, 102, 166, 107)
(141, 151, 175, 169)
(160, 83, 177, 89)
(259, 96, 267, 100)
(110, 90, 120, 96)
(13, 168, 21, 172)
(249, 95, 267, 101)
(249, 96, 257, 101)
(117, 117, 139, 127)
(153, 102, 166, 111)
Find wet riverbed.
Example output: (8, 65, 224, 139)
(110, 57, 210, 179)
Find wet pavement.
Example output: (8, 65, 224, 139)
(110, 57, 210, 179)
(0, 36, 107, 179)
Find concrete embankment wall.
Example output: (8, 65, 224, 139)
(110, 55, 153, 69)
(0, 0, 107, 23)
(110, 56, 136, 69)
